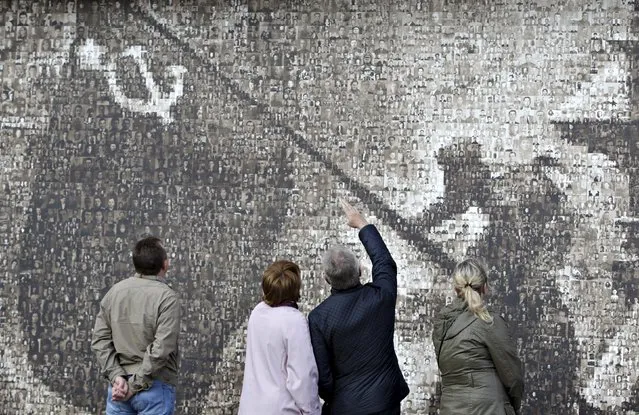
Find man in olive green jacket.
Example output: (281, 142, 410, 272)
(92, 237, 180, 415)
(432, 298, 524, 415)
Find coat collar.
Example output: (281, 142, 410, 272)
(436, 298, 478, 341)
(445, 309, 478, 340)
(331, 282, 363, 295)
(137, 274, 168, 284)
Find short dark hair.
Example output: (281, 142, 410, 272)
(132, 237, 167, 275)
(262, 260, 301, 306)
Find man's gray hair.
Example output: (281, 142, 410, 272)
(322, 245, 360, 290)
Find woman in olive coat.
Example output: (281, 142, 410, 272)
(432, 259, 524, 415)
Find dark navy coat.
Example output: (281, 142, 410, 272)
(309, 225, 409, 415)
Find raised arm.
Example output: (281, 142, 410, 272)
(486, 316, 524, 412)
(340, 200, 397, 296)
(285, 313, 322, 415)
(358, 225, 398, 297)
(128, 292, 181, 394)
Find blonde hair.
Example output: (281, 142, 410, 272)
(452, 258, 493, 323)
(262, 260, 301, 306)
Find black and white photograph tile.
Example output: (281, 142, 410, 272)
(0, 0, 638, 413)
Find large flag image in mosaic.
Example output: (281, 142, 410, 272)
(0, 1, 638, 413)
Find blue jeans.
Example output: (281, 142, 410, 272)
(106, 380, 176, 415)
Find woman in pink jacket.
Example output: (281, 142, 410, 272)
(239, 260, 321, 415)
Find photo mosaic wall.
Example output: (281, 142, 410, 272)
(0, 0, 638, 413)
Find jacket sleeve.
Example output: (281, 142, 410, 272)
(285, 313, 322, 415)
(91, 296, 127, 383)
(308, 313, 334, 404)
(128, 292, 181, 393)
(358, 224, 398, 297)
(486, 316, 524, 411)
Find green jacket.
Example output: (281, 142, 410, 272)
(432, 299, 524, 415)
(91, 275, 180, 393)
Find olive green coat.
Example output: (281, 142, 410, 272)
(432, 299, 524, 415)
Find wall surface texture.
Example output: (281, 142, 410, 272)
(1, 0, 638, 414)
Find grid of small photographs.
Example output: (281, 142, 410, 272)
(0, 0, 638, 414)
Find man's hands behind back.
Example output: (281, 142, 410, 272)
(112, 376, 134, 401)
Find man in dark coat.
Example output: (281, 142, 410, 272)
(309, 200, 409, 415)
